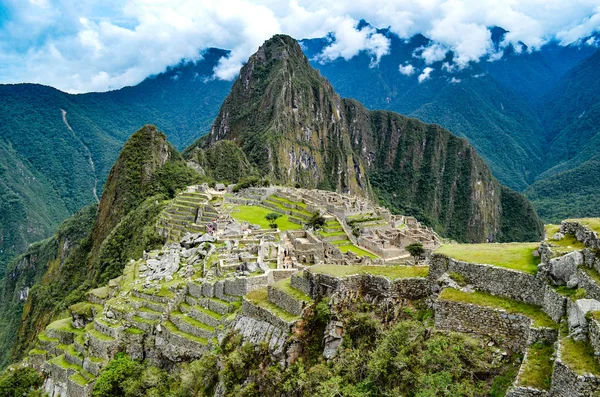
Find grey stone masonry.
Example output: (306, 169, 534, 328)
(299, 270, 431, 301)
(434, 299, 549, 353)
(551, 339, 600, 396)
(578, 267, 600, 301)
(267, 285, 307, 317)
(542, 285, 568, 323)
(561, 221, 600, 249)
(430, 254, 545, 305)
(241, 298, 294, 332)
(589, 317, 600, 363)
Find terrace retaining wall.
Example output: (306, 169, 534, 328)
(429, 255, 545, 305)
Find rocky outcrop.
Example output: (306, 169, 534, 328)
(193, 34, 543, 243)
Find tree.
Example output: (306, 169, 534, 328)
(406, 242, 425, 265)
(265, 212, 282, 229)
(307, 213, 326, 230)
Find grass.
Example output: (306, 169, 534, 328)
(70, 373, 91, 386)
(270, 195, 307, 209)
(89, 286, 109, 299)
(309, 264, 429, 279)
(171, 311, 215, 332)
(581, 266, 600, 285)
(163, 320, 208, 344)
(133, 315, 157, 325)
(545, 225, 585, 252)
(274, 278, 313, 302)
(230, 205, 302, 231)
(47, 317, 83, 334)
(517, 342, 554, 390)
(245, 288, 299, 322)
(88, 328, 115, 342)
(266, 197, 312, 216)
(544, 224, 561, 238)
(337, 244, 379, 259)
(561, 337, 600, 375)
(192, 305, 223, 320)
(566, 218, 600, 233)
(553, 285, 579, 299)
(435, 243, 541, 274)
(124, 327, 144, 335)
(439, 288, 557, 328)
(28, 348, 46, 356)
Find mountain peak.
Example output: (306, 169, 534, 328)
(252, 34, 306, 65)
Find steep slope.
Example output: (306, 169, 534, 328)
(0, 50, 232, 274)
(1, 125, 201, 367)
(301, 31, 545, 191)
(194, 35, 543, 243)
(526, 155, 600, 223)
(538, 50, 600, 175)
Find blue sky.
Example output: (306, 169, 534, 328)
(0, 0, 598, 93)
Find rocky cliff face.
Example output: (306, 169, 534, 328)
(194, 35, 543, 243)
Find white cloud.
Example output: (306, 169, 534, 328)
(449, 77, 461, 83)
(415, 43, 447, 64)
(418, 67, 434, 83)
(398, 63, 415, 76)
(315, 18, 390, 66)
(0, 0, 599, 92)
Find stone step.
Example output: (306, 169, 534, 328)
(161, 320, 208, 352)
(132, 289, 172, 304)
(64, 344, 84, 368)
(198, 296, 237, 315)
(188, 305, 223, 328)
(87, 329, 117, 360)
(37, 331, 60, 349)
(243, 289, 298, 332)
(83, 356, 107, 377)
(93, 318, 123, 340)
(169, 311, 215, 339)
(136, 306, 163, 321)
(130, 316, 157, 333)
(46, 318, 81, 345)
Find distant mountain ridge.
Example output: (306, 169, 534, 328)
(0, 25, 598, 272)
(191, 34, 543, 243)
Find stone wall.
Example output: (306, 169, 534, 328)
(589, 318, 600, 362)
(551, 341, 600, 396)
(241, 298, 294, 332)
(267, 286, 306, 316)
(577, 267, 600, 301)
(434, 299, 534, 352)
(505, 386, 548, 397)
(561, 221, 600, 249)
(429, 255, 545, 305)
(542, 285, 568, 322)
(297, 270, 431, 301)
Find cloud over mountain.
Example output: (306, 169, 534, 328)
(0, 0, 599, 92)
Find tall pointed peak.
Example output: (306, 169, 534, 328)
(251, 34, 306, 66)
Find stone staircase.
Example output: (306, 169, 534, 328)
(157, 191, 214, 242)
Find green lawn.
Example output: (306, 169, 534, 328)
(581, 266, 600, 285)
(309, 264, 429, 279)
(230, 205, 302, 231)
(337, 244, 378, 259)
(435, 243, 540, 274)
(245, 288, 299, 322)
(561, 337, 600, 375)
(269, 195, 307, 209)
(273, 278, 313, 302)
(518, 342, 554, 390)
(566, 218, 600, 233)
(439, 288, 556, 328)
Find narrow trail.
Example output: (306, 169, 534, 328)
(61, 109, 100, 203)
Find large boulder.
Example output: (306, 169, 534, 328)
(568, 299, 600, 340)
(548, 251, 584, 286)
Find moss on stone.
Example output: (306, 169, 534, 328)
(245, 289, 299, 323)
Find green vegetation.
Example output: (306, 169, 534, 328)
(0, 366, 43, 397)
(435, 243, 541, 274)
(273, 279, 313, 302)
(337, 244, 378, 259)
(230, 205, 301, 231)
(568, 218, 600, 233)
(517, 342, 554, 390)
(307, 213, 326, 230)
(245, 289, 299, 322)
(184, 140, 257, 184)
(439, 288, 556, 328)
(560, 337, 600, 375)
(581, 266, 600, 285)
(309, 264, 429, 279)
(406, 242, 425, 264)
(265, 212, 282, 229)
